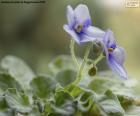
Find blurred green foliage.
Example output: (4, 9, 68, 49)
(0, 55, 139, 116)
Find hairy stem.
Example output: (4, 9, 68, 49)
(94, 54, 104, 65)
(73, 43, 93, 85)
(88, 53, 104, 69)
(70, 39, 79, 68)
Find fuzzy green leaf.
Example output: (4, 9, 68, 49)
(55, 69, 76, 87)
(0, 56, 35, 89)
(0, 73, 22, 93)
(125, 105, 140, 116)
(95, 90, 125, 116)
(5, 88, 32, 114)
(30, 75, 57, 98)
(0, 96, 15, 116)
(48, 55, 80, 75)
(50, 88, 75, 116)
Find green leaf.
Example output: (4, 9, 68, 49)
(117, 95, 134, 109)
(0, 109, 15, 116)
(88, 77, 135, 99)
(48, 55, 80, 75)
(76, 91, 94, 113)
(88, 77, 118, 94)
(0, 73, 22, 92)
(88, 76, 136, 111)
(54, 88, 73, 106)
(55, 69, 76, 87)
(0, 96, 8, 110)
(66, 84, 84, 98)
(0, 56, 35, 88)
(50, 88, 75, 116)
(95, 90, 125, 116)
(5, 88, 32, 114)
(125, 105, 140, 116)
(0, 96, 15, 116)
(28, 107, 41, 116)
(30, 75, 57, 99)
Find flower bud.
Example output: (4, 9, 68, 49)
(88, 66, 97, 76)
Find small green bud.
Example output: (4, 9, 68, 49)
(88, 66, 97, 76)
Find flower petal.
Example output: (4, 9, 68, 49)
(80, 34, 97, 43)
(63, 25, 80, 44)
(74, 4, 91, 25)
(66, 5, 75, 28)
(111, 47, 125, 65)
(85, 26, 105, 40)
(103, 29, 116, 48)
(108, 55, 128, 79)
(83, 19, 92, 28)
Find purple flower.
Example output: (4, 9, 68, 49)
(63, 4, 105, 44)
(103, 30, 128, 79)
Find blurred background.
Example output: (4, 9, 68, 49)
(0, 0, 140, 88)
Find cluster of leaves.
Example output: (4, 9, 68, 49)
(0, 55, 140, 116)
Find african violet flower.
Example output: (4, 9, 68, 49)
(63, 4, 105, 44)
(103, 30, 128, 79)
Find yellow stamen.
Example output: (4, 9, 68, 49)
(108, 48, 114, 52)
(75, 25, 83, 33)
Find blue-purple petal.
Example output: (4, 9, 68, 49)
(80, 34, 97, 43)
(83, 19, 92, 28)
(66, 5, 75, 28)
(103, 29, 116, 48)
(85, 26, 105, 40)
(111, 47, 125, 65)
(63, 25, 80, 44)
(74, 4, 91, 25)
(108, 55, 128, 79)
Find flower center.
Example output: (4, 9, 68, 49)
(75, 24, 83, 33)
(108, 48, 114, 53)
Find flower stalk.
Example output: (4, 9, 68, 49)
(94, 54, 104, 65)
(70, 39, 79, 68)
(73, 43, 93, 85)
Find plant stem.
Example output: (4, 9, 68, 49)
(73, 43, 93, 85)
(70, 39, 79, 68)
(94, 54, 104, 65)
(88, 53, 104, 68)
